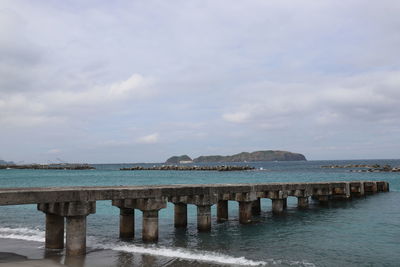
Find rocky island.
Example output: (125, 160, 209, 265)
(165, 150, 306, 164)
(165, 155, 193, 164)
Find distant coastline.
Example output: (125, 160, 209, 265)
(0, 159, 14, 165)
(165, 150, 306, 164)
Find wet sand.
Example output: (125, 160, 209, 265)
(0, 238, 221, 267)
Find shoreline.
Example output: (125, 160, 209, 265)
(0, 238, 243, 267)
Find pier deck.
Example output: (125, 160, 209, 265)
(0, 181, 389, 256)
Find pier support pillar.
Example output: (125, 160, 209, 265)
(174, 203, 187, 228)
(297, 197, 309, 209)
(197, 205, 211, 232)
(119, 208, 135, 239)
(239, 201, 253, 224)
(317, 195, 330, 205)
(45, 214, 64, 249)
(252, 198, 261, 215)
(38, 201, 95, 256)
(113, 198, 167, 242)
(364, 182, 378, 194)
(66, 216, 87, 256)
(283, 198, 287, 209)
(217, 200, 228, 222)
(272, 199, 284, 214)
(350, 182, 365, 197)
(142, 210, 159, 242)
(377, 181, 389, 192)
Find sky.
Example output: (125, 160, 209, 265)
(1, 0, 400, 163)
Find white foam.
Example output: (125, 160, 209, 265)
(97, 242, 268, 266)
(0, 226, 45, 242)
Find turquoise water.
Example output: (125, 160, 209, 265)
(0, 160, 399, 266)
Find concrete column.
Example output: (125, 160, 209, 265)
(142, 210, 159, 242)
(197, 205, 211, 232)
(272, 199, 284, 214)
(318, 195, 330, 204)
(383, 182, 389, 192)
(239, 201, 252, 224)
(45, 214, 64, 249)
(371, 182, 378, 193)
(251, 198, 261, 215)
(119, 208, 135, 239)
(217, 200, 228, 222)
(297, 197, 309, 208)
(66, 216, 86, 256)
(283, 198, 287, 209)
(357, 182, 365, 196)
(174, 203, 187, 228)
(64, 256, 85, 267)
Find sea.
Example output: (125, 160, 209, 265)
(0, 159, 399, 266)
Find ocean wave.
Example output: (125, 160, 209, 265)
(0, 226, 315, 266)
(96, 242, 268, 266)
(0, 226, 45, 242)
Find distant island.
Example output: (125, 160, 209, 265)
(165, 150, 306, 164)
(165, 155, 193, 164)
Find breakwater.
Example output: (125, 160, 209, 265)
(0, 164, 95, 170)
(322, 164, 400, 172)
(0, 180, 389, 257)
(120, 165, 255, 171)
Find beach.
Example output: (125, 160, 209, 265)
(0, 238, 225, 267)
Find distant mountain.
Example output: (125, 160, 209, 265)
(0, 159, 15, 165)
(192, 150, 306, 163)
(165, 155, 193, 164)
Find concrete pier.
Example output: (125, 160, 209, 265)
(197, 205, 211, 231)
(283, 198, 287, 209)
(351, 182, 365, 197)
(132, 197, 167, 242)
(174, 203, 187, 228)
(365, 181, 378, 194)
(272, 199, 285, 214)
(45, 214, 64, 249)
(297, 197, 309, 208)
(217, 200, 228, 222)
(252, 198, 261, 215)
(239, 201, 253, 224)
(119, 208, 135, 239)
(66, 216, 86, 256)
(0, 180, 387, 257)
(37, 201, 95, 256)
(142, 210, 159, 242)
(317, 195, 330, 204)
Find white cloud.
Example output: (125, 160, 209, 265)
(109, 74, 154, 98)
(45, 73, 156, 107)
(47, 149, 61, 154)
(136, 133, 159, 144)
(0, 73, 156, 128)
(222, 111, 250, 123)
(222, 70, 400, 127)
